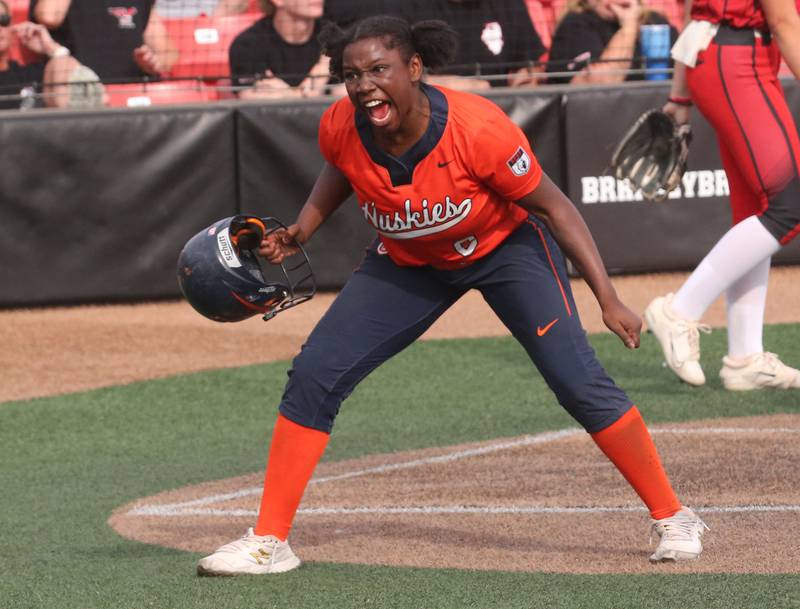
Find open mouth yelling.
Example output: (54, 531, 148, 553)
(364, 99, 393, 127)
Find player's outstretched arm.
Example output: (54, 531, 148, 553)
(763, 0, 800, 79)
(515, 174, 641, 349)
(663, 0, 693, 125)
(258, 162, 353, 264)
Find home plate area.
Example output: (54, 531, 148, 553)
(110, 414, 800, 574)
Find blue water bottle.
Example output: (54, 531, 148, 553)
(640, 24, 671, 80)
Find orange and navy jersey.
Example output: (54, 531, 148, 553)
(690, 0, 800, 29)
(318, 84, 542, 269)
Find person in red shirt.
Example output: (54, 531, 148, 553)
(197, 15, 708, 577)
(645, 0, 800, 390)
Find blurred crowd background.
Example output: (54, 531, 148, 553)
(0, 0, 790, 110)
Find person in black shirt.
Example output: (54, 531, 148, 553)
(229, 0, 331, 98)
(410, 0, 547, 89)
(32, 0, 178, 82)
(1, 3, 103, 110)
(547, 0, 676, 84)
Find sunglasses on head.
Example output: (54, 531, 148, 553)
(0, 14, 11, 26)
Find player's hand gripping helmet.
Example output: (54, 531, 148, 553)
(177, 215, 316, 322)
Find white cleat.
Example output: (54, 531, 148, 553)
(197, 528, 301, 576)
(720, 352, 800, 391)
(649, 506, 708, 563)
(644, 294, 710, 386)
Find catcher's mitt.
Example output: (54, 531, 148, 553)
(610, 109, 692, 202)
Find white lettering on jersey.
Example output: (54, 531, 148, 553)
(454, 236, 478, 257)
(361, 197, 472, 239)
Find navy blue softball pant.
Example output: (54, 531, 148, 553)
(279, 216, 633, 434)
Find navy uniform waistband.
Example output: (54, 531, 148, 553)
(714, 23, 772, 45)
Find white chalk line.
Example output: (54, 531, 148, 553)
(132, 504, 800, 517)
(127, 426, 800, 518)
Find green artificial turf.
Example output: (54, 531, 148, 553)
(1, 325, 799, 609)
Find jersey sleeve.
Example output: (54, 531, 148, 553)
(469, 108, 542, 202)
(317, 103, 339, 167)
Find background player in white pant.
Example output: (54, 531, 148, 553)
(645, 0, 800, 390)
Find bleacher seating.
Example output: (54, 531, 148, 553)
(104, 80, 218, 107)
(163, 12, 262, 80)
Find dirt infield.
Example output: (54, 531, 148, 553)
(5, 267, 800, 404)
(4, 268, 800, 574)
(110, 413, 800, 574)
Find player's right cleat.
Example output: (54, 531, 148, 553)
(644, 294, 710, 386)
(197, 528, 301, 576)
(720, 352, 800, 390)
(649, 506, 708, 562)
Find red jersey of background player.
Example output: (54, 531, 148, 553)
(691, 0, 800, 29)
(318, 83, 542, 269)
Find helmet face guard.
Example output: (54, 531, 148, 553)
(177, 215, 316, 322)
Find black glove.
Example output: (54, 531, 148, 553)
(610, 109, 692, 202)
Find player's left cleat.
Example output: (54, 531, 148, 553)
(649, 506, 708, 563)
(644, 294, 710, 386)
(720, 352, 800, 390)
(197, 528, 301, 576)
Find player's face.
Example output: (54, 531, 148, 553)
(342, 37, 423, 134)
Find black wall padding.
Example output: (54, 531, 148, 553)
(1, 82, 798, 307)
(564, 81, 800, 274)
(0, 106, 238, 306)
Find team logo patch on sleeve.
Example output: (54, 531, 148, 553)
(507, 146, 531, 177)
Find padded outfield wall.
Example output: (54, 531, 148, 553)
(2, 81, 799, 307)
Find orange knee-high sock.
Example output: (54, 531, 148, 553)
(254, 414, 330, 540)
(590, 406, 681, 520)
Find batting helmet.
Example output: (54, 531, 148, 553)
(177, 215, 316, 322)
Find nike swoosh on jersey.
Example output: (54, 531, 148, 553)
(537, 318, 559, 336)
(437, 160, 454, 168)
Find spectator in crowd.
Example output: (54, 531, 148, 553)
(31, 0, 178, 81)
(546, 0, 676, 84)
(410, 0, 547, 89)
(229, 0, 330, 98)
(0, 3, 104, 110)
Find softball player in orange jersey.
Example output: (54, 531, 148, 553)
(197, 15, 708, 576)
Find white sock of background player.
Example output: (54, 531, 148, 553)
(670, 216, 780, 334)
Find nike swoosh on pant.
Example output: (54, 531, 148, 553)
(537, 318, 559, 336)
